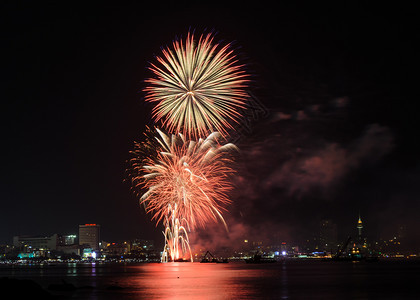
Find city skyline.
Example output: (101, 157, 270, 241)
(1, 3, 416, 251)
(3, 211, 414, 256)
(3, 211, 414, 262)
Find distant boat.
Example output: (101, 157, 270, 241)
(245, 252, 276, 264)
(173, 258, 190, 262)
(200, 258, 218, 263)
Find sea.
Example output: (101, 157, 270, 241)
(1, 259, 419, 299)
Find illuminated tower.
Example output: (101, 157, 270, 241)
(357, 214, 363, 240)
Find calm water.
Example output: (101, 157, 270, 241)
(1, 260, 419, 299)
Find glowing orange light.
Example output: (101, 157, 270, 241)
(129, 128, 237, 262)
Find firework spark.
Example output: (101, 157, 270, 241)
(144, 32, 249, 139)
(129, 128, 238, 261)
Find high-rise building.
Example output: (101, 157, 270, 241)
(57, 234, 77, 246)
(79, 224, 100, 250)
(352, 213, 368, 258)
(319, 219, 338, 252)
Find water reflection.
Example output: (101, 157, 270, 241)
(130, 263, 243, 299)
(1, 260, 418, 299)
(122, 262, 287, 299)
(67, 263, 77, 275)
(281, 263, 288, 299)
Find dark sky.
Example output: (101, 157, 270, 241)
(1, 2, 416, 249)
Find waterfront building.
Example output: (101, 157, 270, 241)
(56, 244, 81, 257)
(57, 234, 77, 246)
(13, 234, 58, 251)
(79, 224, 100, 250)
(131, 239, 155, 252)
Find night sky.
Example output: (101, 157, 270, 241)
(1, 3, 416, 250)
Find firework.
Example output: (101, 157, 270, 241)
(129, 128, 237, 261)
(144, 32, 249, 139)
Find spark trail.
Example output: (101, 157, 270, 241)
(129, 128, 238, 261)
(144, 32, 249, 139)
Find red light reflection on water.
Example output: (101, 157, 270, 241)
(126, 262, 262, 299)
